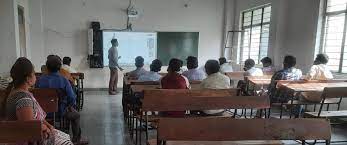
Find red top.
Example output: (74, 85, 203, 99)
(160, 72, 189, 117)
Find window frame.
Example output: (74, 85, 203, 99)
(319, 0, 347, 73)
(238, 4, 271, 64)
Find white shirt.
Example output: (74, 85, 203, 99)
(108, 46, 119, 68)
(246, 67, 264, 76)
(182, 68, 207, 81)
(306, 64, 333, 80)
(62, 64, 77, 73)
(200, 72, 231, 115)
(220, 63, 233, 73)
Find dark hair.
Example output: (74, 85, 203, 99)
(283, 55, 296, 68)
(168, 58, 182, 72)
(186, 56, 198, 69)
(244, 59, 255, 68)
(219, 57, 227, 65)
(150, 59, 162, 72)
(46, 55, 62, 73)
(3, 57, 35, 115)
(111, 39, 118, 46)
(135, 56, 144, 68)
(47, 54, 55, 60)
(261, 57, 272, 64)
(205, 60, 220, 75)
(63, 57, 71, 65)
(314, 54, 329, 65)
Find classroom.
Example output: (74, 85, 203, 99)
(1, 0, 347, 144)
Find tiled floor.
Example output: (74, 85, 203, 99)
(80, 90, 347, 145)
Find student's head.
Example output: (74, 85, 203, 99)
(63, 57, 72, 66)
(167, 58, 182, 73)
(283, 55, 296, 69)
(47, 54, 55, 60)
(205, 60, 220, 75)
(261, 57, 272, 67)
(135, 56, 144, 68)
(219, 57, 227, 65)
(3, 57, 36, 112)
(244, 59, 255, 70)
(46, 55, 62, 73)
(41, 65, 48, 74)
(111, 39, 118, 47)
(186, 56, 198, 69)
(314, 54, 329, 65)
(10, 57, 36, 88)
(150, 59, 162, 72)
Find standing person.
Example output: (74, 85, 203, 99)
(219, 57, 233, 73)
(182, 56, 206, 81)
(4, 57, 73, 145)
(108, 39, 123, 95)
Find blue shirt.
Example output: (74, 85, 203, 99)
(138, 71, 162, 81)
(182, 68, 207, 81)
(35, 72, 76, 115)
(268, 67, 302, 103)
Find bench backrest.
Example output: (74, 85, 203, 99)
(157, 118, 331, 141)
(0, 120, 42, 143)
(31, 88, 59, 113)
(322, 87, 347, 99)
(225, 71, 245, 80)
(142, 89, 269, 112)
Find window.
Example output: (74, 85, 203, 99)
(238, 5, 271, 64)
(319, 0, 347, 72)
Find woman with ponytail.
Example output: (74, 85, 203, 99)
(4, 57, 73, 145)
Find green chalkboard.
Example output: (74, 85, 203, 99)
(157, 32, 199, 65)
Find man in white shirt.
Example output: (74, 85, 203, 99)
(200, 59, 231, 115)
(182, 56, 206, 81)
(62, 57, 77, 73)
(244, 59, 263, 77)
(306, 54, 333, 80)
(219, 57, 233, 73)
(303, 54, 333, 102)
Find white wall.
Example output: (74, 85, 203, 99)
(227, 0, 321, 73)
(0, 0, 20, 75)
(28, 0, 225, 88)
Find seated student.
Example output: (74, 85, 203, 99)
(182, 56, 206, 81)
(43, 55, 74, 83)
(302, 54, 333, 102)
(128, 56, 148, 78)
(160, 58, 190, 117)
(36, 56, 88, 145)
(41, 64, 48, 74)
(306, 54, 333, 80)
(199, 60, 231, 116)
(244, 59, 263, 76)
(268, 55, 303, 103)
(237, 59, 263, 95)
(138, 59, 163, 81)
(261, 57, 275, 75)
(62, 56, 77, 73)
(219, 57, 233, 73)
(3, 57, 73, 145)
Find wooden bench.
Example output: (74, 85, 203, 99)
(149, 118, 331, 145)
(305, 87, 347, 118)
(0, 120, 42, 144)
(136, 89, 269, 145)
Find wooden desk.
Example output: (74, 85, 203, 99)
(279, 82, 347, 92)
(131, 84, 201, 93)
(225, 71, 245, 80)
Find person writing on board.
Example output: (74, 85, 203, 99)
(108, 39, 123, 95)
